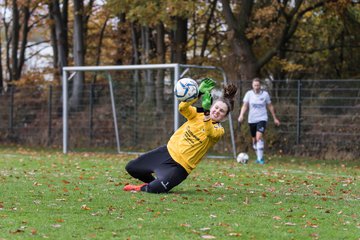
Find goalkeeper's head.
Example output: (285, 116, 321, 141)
(209, 83, 237, 122)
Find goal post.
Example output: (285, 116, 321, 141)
(62, 64, 237, 158)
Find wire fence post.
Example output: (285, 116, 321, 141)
(296, 79, 302, 145)
(47, 85, 53, 146)
(89, 83, 94, 145)
(8, 85, 14, 134)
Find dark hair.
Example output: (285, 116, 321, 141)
(219, 83, 238, 115)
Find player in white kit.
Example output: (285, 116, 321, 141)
(238, 78, 280, 164)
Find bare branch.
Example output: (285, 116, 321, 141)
(24, 45, 51, 62)
(220, 0, 240, 32)
(27, 40, 50, 48)
(258, 0, 331, 68)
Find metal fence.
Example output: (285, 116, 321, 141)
(0, 78, 359, 160)
(260, 79, 360, 160)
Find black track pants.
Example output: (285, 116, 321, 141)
(125, 145, 189, 193)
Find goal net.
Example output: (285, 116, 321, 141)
(62, 64, 236, 158)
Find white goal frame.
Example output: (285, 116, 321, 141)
(62, 64, 236, 158)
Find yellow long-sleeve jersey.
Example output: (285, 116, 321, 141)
(167, 99, 224, 173)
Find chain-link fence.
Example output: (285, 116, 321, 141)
(235, 79, 360, 160)
(0, 78, 359, 160)
(267, 79, 360, 160)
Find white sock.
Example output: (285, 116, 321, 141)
(256, 139, 264, 160)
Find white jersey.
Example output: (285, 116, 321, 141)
(243, 90, 271, 123)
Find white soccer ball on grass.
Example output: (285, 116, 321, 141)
(236, 152, 249, 164)
(174, 78, 199, 102)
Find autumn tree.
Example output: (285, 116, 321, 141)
(0, 33, 3, 92)
(48, 0, 97, 110)
(220, 0, 358, 82)
(68, 0, 85, 111)
(285, 1, 360, 79)
(105, 0, 194, 113)
(1, 0, 46, 84)
(48, 0, 69, 79)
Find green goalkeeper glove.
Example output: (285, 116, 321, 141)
(198, 78, 216, 95)
(201, 91, 212, 112)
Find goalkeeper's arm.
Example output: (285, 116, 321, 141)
(179, 98, 198, 120)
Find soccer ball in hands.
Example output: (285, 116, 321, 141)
(236, 152, 249, 164)
(174, 78, 199, 102)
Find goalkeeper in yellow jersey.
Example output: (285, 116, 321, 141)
(124, 79, 237, 193)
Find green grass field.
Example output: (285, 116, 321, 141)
(0, 147, 359, 239)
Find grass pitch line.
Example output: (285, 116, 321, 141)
(261, 168, 357, 179)
(1, 153, 45, 160)
(2, 153, 27, 158)
(245, 187, 360, 202)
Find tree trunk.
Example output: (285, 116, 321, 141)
(69, 0, 85, 111)
(48, 2, 59, 80)
(8, 0, 32, 81)
(115, 13, 128, 65)
(3, 2, 11, 82)
(172, 16, 187, 64)
(83, 0, 95, 57)
(51, 0, 68, 75)
(50, 0, 68, 117)
(92, 16, 108, 84)
(130, 22, 140, 65)
(0, 33, 3, 93)
(200, 0, 217, 58)
(231, 34, 259, 81)
(130, 21, 140, 111)
(221, 0, 258, 81)
(273, 50, 287, 100)
(141, 26, 155, 107)
(155, 22, 165, 114)
(18, 0, 31, 79)
(11, 0, 20, 81)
